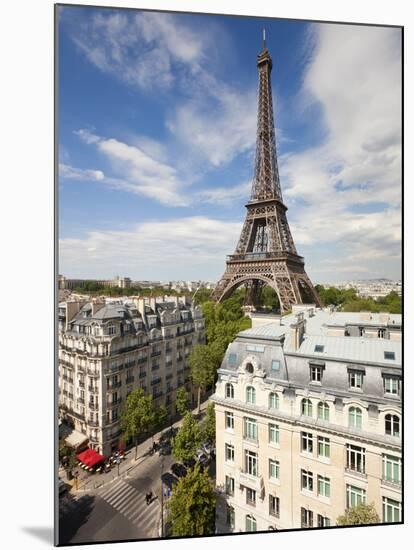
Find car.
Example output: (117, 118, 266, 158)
(161, 472, 178, 490)
(183, 457, 196, 469)
(58, 478, 68, 495)
(197, 453, 211, 469)
(159, 441, 172, 456)
(171, 463, 187, 478)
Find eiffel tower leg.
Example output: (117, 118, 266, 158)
(296, 274, 322, 307)
(244, 280, 264, 308)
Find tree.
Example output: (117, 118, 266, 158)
(172, 411, 202, 462)
(120, 388, 156, 459)
(59, 443, 78, 480)
(199, 402, 215, 445)
(336, 502, 380, 526)
(189, 345, 217, 414)
(167, 463, 216, 536)
(176, 387, 190, 416)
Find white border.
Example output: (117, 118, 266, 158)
(1, 1, 411, 549)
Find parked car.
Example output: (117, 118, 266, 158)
(183, 457, 196, 469)
(197, 453, 210, 469)
(171, 463, 187, 478)
(161, 472, 178, 490)
(159, 441, 172, 456)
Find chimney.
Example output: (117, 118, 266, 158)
(290, 312, 306, 351)
(65, 301, 84, 330)
(91, 300, 105, 316)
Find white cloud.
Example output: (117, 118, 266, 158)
(280, 24, 401, 280)
(59, 216, 242, 280)
(59, 163, 104, 181)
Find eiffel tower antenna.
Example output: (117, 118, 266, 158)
(212, 42, 321, 312)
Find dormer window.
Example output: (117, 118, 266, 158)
(245, 363, 254, 374)
(108, 324, 116, 336)
(246, 386, 256, 404)
(310, 364, 324, 382)
(271, 360, 280, 372)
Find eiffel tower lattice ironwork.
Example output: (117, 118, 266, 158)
(212, 37, 321, 312)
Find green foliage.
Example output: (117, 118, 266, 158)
(315, 285, 401, 314)
(154, 404, 168, 432)
(120, 388, 156, 445)
(59, 443, 78, 472)
(189, 345, 217, 391)
(172, 412, 202, 462)
(336, 502, 380, 525)
(167, 463, 217, 536)
(176, 387, 190, 416)
(260, 285, 280, 309)
(193, 288, 213, 305)
(199, 402, 216, 445)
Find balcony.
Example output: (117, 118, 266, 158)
(88, 420, 99, 427)
(107, 380, 122, 390)
(126, 376, 134, 385)
(152, 364, 160, 371)
(77, 364, 86, 373)
(78, 380, 85, 388)
(151, 350, 162, 358)
(62, 375, 74, 384)
(238, 470, 263, 493)
(151, 377, 162, 386)
(88, 385, 98, 393)
(88, 403, 99, 411)
(78, 397, 85, 405)
(108, 397, 122, 407)
(139, 371, 147, 379)
(107, 365, 124, 374)
(226, 251, 303, 262)
(137, 357, 148, 365)
(344, 467, 367, 479)
(87, 369, 99, 377)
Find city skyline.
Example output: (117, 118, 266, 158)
(58, 8, 402, 283)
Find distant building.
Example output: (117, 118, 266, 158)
(212, 306, 402, 532)
(58, 295, 205, 456)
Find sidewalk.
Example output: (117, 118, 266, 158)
(71, 397, 211, 494)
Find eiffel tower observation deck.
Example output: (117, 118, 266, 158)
(212, 32, 321, 312)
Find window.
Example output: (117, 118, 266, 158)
(384, 351, 395, 360)
(301, 432, 313, 454)
(228, 353, 237, 365)
(225, 412, 234, 430)
(269, 423, 280, 445)
(246, 386, 256, 404)
(244, 417, 257, 441)
(317, 436, 330, 459)
(348, 406, 362, 429)
(378, 328, 386, 338)
(317, 515, 331, 527)
(225, 383, 234, 399)
(301, 469, 313, 492)
(225, 443, 235, 462)
(346, 485, 366, 508)
(317, 475, 331, 498)
(359, 327, 365, 337)
(383, 375, 401, 396)
(382, 454, 401, 484)
(301, 398, 313, 417)
(271, 359, 281, 371)
(317, 402, 330, 421)
(108, 324, 116, 335)
(385, 414, 400, 437)
(269, 392, 279, 409)
(346, 444, 366, 473)
(314, 345, 324, 353)
(301, 508, 313, 528)
(226, 505, 235, 529)
(382, 497, 401, 523)
(269, 459, 280, 480)
(349, 371, 364, 389)
(245, 450, 258, 476)
(225, 475, 235, 496)
(310, 365, 323, 382)
(269, 495, 280, 517)
(247, 344, 265, 353)
(245, 515, 257, 532)
(246, 488, 256, 506)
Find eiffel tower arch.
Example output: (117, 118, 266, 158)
(212, 36, 321, 313)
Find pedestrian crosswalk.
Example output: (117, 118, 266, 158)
(98, 479, 159, 535)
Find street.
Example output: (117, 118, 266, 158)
(59, 446, 175, 544)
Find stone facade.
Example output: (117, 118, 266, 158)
(212, 307, 402, 532)
(58, 296, 205, 456)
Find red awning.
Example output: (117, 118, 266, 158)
(77, 448, 105, 468)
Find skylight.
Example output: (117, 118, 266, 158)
(314, 345, 325, 353)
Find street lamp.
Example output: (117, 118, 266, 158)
(160, 455, 165, 537)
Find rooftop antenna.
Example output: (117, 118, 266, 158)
(263, 28, 266, 49)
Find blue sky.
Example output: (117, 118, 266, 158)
(58, 6, 402, 283)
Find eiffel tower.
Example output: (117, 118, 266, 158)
(212, 33, 321, 312)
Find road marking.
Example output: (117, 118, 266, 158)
(97, 478, 160, 535)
